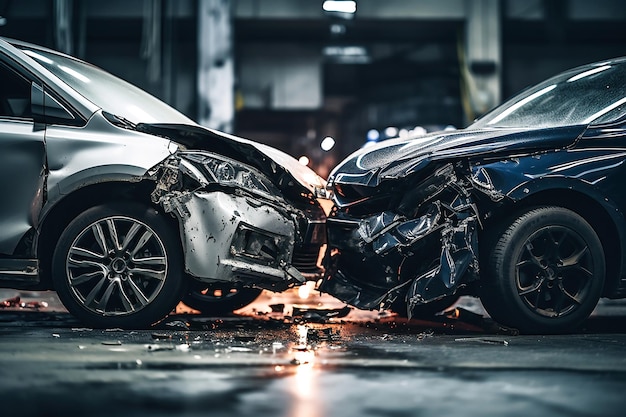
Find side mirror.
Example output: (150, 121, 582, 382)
(31, 82, 75, 123)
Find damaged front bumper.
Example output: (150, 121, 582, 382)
(321, 163, 480, 316)
(150, 152, 326, 291)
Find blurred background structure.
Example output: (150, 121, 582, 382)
(1, 0, 625, 178)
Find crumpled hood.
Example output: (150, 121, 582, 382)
(329, 125, 588, 187)
(137, 123, 326, 194)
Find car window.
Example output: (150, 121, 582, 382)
(0, 61, 31, 119)
(21, 48, 193, 125)
(471, 61, 626, 129)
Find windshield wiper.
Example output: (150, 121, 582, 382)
(103, 111, 137, 130)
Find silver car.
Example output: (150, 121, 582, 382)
(0, 37, 327, 328)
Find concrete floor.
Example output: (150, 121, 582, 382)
(1, 289, 625, 417)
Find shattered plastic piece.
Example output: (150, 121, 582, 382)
(52, 333, 60, 338)
(269, 303, 285, 313)
(291, 305, 351, 323)
(102, 340, 122, 346)
(104, 328, 124, 332)
(416, 329, 434, 341)
(307, 327, 340, 342)
(165, 320, 190, 329)
(71, 328, 93, 332)
(176, 344, 191, 352)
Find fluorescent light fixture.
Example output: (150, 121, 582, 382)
(323, 1, 357, 14)
(324, 45, 369, 63)
(323, 46, 367, 56)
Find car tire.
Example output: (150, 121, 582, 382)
(480, 206, 605, 334)
(390, 294, 460, 318)
(182, 285, 262, 315)
(52, 203, 186, 329)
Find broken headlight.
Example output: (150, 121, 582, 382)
(180, 152, 280, 198)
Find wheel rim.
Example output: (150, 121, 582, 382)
(515, 225, 595, 318)
(66, 216, 168, 317)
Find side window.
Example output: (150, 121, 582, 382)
(0, 62, 31, 119)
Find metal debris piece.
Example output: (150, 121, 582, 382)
(269, 303, 285, 313)
(454, 337, 509, 346)
(151, 333, 172, 340)
(102, 340, 122, 346)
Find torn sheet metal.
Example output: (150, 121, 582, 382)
(151, 153, 322, 290)
(322, 163, 480, 314)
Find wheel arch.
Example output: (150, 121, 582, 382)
(36, 180, 181, 289)
(481, 187, 625, 297)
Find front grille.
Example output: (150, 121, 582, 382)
(292, 246, 323, 274)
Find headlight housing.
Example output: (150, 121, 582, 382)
(180, 151, 280, 198)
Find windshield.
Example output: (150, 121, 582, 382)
(471, 59, 626, 129)
(20, 47, 194, 125)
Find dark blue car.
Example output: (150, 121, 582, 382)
(322, 58, 626, 333)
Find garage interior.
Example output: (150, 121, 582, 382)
(2, 0, 625, 178)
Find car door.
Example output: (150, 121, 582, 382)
(0, 59, 46, 257)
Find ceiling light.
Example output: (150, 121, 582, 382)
(323, 1, 357, 14)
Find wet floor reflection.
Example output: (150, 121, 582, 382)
(286, 325, 321, 417)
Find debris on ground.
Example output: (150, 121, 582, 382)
(306, 327, 341, 342)
(269, 304, 285, 313)
(146, 344, 175, 351)
(1, 296, 49, 309)
(0, 296, 21, 308)
(454, 337, 510, 346)
(291, 305, 352, 323)
(165, 319, 191, 329)
(444, 307, 519, 335)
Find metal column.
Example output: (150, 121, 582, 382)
(197, 0, 234, 132)
(464, 0, 501, 121)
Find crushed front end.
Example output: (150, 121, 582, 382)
(150, 150, 326, 292)
(322, 162, 480, 317)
